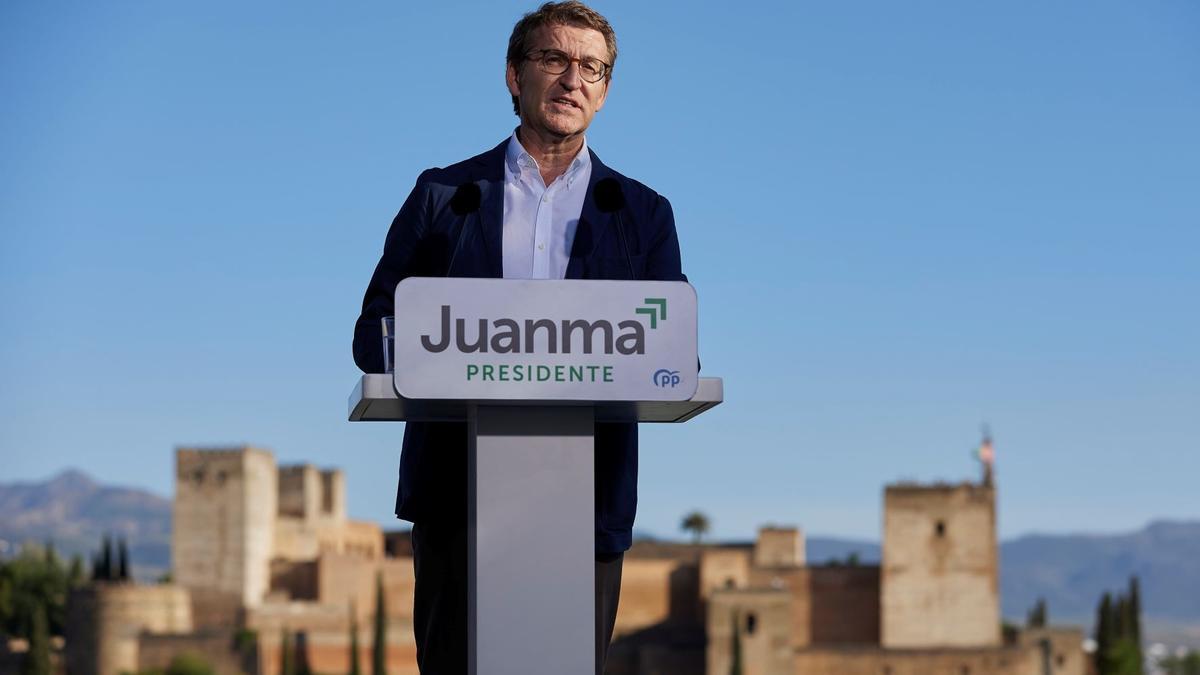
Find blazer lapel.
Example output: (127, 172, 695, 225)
(567, 149, 615, 280)
(472, 141, 507, 279)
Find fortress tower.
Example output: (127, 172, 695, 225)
(880, 479, 1000, 648)
(172, 447, 277, 607)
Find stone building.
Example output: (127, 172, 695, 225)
(602, 456, 1086, 675)
(66, 443, 1086, 675)
(67, 446, 411, 675)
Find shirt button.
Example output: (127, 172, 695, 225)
(543, 194, 551, 202)
(537, 243, 545, 250)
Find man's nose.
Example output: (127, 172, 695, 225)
(558, 63, 583, 90)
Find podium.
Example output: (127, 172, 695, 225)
(348, 278, 722, 675)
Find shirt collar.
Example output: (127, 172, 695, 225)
(505, 131, 590, 187)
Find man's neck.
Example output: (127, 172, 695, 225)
(516, 125, 584, 185)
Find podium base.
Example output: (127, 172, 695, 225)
(468, 405, 595, 675)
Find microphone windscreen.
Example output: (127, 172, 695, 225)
(450, 182, 483, 215)
(593, 178, 626, 213)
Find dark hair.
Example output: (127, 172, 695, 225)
(506, 1, 618, 115)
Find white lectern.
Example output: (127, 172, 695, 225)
(348, 278, 722, 675)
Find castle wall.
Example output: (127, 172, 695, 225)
(808, 566, 881, 645)
(882, 483, 1000, 648)
(755, 527, 805, 568)
(313, 553, 413, 623)
(249, 600, 418, 675)
(173, 447, 277, 607)
(275, 516, 381, 562)
(65, 584, 192, 675)
(138, 631, 253, 675)
(1017, 627, 1088, 675)
(277, 465, 320, 519)
(270, 560, 318, 601)
(613, 558, 677, 638)
(700, 547, 752, 597)
(793, 645, 1032, 675)
(708, 588, 793, 675)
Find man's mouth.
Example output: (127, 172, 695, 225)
(551, 97, 579, 109)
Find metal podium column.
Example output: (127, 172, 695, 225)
(467, 405, 596, 675)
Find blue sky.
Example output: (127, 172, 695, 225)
(2, 1, 1197, 541)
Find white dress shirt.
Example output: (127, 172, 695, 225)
(501, 132, 592, 280)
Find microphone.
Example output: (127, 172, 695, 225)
(446, 182, 482, 275)
(593, 178, 637, 280)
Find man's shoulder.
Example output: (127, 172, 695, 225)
(593, 154, 670, 214)
(413, 140, 507, 189)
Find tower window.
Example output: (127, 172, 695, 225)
(935, 520, 946, 537)
(745, 612, 757, 635)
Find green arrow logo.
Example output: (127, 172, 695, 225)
(635, 298, 667, 329)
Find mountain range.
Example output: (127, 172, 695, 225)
(2, 471, 1196, 638)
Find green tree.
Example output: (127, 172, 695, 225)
(67, 555, 86, 588)
(118, 538, 131, 581)
(349, 601, 362, 675)
(20, 602, 51, 675)
(165, 651, 215, 675)
(100, 534, 113, 581)
(1, 543, 71, 638)
(280, 629, 294, 675)
(1159, 650, 1200, 675)
(1096, 593, 1114, 674)
(1094, 580, 1145, 675)
(294, 632, 312, 675)
(729, 611, 742, 675)
(1026, 597, 1047, 628)
(1128, 576, 1142, 647)
(680, 511, 710, 545)
(372, 573, 387, 675)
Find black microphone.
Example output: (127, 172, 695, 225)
(446, 182, 482, 275)
(593, 178, 636, 280)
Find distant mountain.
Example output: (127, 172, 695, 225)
(1000, 520, 1200, 624)
(793, 523, 1200, 631)
(0, 470, 170, 580)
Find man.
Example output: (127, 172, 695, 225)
(352, 2, 686, 672)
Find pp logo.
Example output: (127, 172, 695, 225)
(652, 369, 681, 388)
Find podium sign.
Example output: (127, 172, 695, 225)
(393, 277, 698, 401)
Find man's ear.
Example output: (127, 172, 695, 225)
(506, 62, 521, 98)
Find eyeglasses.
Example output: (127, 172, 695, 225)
(524, 49, 611, 84)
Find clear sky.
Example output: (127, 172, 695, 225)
(2, 1, 1197, 541)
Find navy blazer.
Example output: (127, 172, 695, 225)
(353, 139, 686, 554)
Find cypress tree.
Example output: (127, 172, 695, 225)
(1027, 598, 1047, 628)
(117, 538, 130, 581)
(729, 611, 743, 675)
(21, 602, 51, 675)
(295, 632, 312, 675)
(372, 572, 387, 675)
(1096, 592, 1113, 675)
(280, 629, 294, 675)
(100, 535, 113, 581)
(1114, 594, 1129, 642)
(1129, 576, 1142, 646)
(349, 601, 361, 675)
(68, 555, 86, 588)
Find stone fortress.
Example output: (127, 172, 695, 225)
(65, 444, 1086, 675)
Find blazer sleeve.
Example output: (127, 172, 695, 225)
(642, 192, 701, 372)
(352, 172, 434, 373)
(643, 193, 687, 284)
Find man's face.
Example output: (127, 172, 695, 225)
(506, 24, 610, 140)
